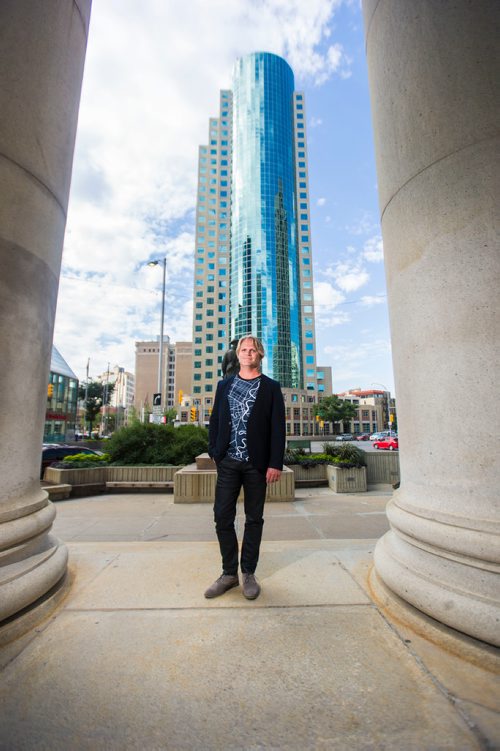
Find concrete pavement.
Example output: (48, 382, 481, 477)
(0, 488, 498, 750)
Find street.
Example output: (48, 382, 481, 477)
(309, 439, 397, 453)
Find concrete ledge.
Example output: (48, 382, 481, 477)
(43, 466, 181, 497)
(195, 453, 216, 470)
(43, 484, 72, 501)
(106, 481, 173, 493)
(70, 483, 106, 498)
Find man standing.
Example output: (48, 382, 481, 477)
(205, 335, 286, 600)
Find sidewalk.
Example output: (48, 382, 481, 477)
(0, 489, 498, 750)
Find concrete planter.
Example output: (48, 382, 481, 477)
(327, 465, 367, 493)
(43, 465, 181, 496)
(174, 464, 295, 503)
(364, 453, 400, 485)
(44, 466, 107, 486)
(286, 463, 328, 487)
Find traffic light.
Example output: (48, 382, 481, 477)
(47, 383, 54, 398)
(178, 390, 183, 405)
(190, 407, 197, 421)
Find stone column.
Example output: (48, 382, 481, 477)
(0, 1, 91, 639)
(363, 0, 499, 645)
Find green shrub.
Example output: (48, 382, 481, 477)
(322, 442, 366, 468)
(167, 424, 210, 466)
(104, 422, 208, 466)
(283, 447, 304, 464)
(53, 453, 110, 469)
(284, 452, 332, 468)
(62, 453, 110, 464)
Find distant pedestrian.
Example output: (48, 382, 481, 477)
(205, 335, 285, 600)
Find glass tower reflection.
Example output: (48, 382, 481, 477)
(231, 53, 302, 387)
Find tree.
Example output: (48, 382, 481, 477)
(313, 396, 359, 434)
(163, 407, 178, 424)
(78, 380, 115, 437)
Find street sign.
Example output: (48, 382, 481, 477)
(153, 393, 162, 406)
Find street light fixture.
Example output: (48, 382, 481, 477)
(148, 257, 167, 412)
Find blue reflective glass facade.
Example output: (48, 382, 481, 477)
(230, 53, 302, 387)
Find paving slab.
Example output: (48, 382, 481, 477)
(63, 541, 370, 611)
(2, 489, 498, 750)
(0, 604, 482, 750)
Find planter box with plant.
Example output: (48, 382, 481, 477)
(323, 442, 368, 493)
(284, 448, 329, 486)
(43, 422, 209, 494)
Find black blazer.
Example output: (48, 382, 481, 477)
(208, 374, 286, 473)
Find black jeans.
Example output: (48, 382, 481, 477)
(214, 455, 267, 575)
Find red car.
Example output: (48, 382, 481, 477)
(373, 437, 399, 451)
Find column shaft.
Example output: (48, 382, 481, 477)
(0, 0, 92, 635)
(363, 0, 500, 645)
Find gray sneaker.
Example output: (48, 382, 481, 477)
(242, 573, 261, 600)
(204, 574, 239, 599)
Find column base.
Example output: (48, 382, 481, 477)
(0, 565, 70, 649)
(374, 529, 500, 647)
(0, 489, 69, 645)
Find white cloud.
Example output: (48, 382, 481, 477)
(346, 211, 379, 236)
(360, 294, 386, 306)
(323, 259, 370, 292)
(321, 339, 394, 393)
(314, 281, 349, 328)
(317, 197, 326, 206)
(314, 280, 346, 309)
(54, 0, 353, 379)
(363, 234, 384, 262)
(318, 311, 351, 327)
(310, 116, 324, 128)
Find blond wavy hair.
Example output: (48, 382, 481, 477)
(236, 335, 265, 360)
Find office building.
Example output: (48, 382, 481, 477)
(316, 365, 333, 398)
(337, 388, 396, 435)
(134, 338, 192, 418)
(192, 52, 318, 424)
(96, 365, 135, 430)
(45, 346, 78, 442)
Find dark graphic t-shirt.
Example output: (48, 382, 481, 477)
(227, 375, 261, 461)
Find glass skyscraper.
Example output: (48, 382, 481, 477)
(192, 52, 318, 419)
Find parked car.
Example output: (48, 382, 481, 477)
(373, 437, 399, 451)
(335, 434, 354, 442)
(369, 431, 390, 440)
(41, 445, 102, 478)
(356, 433, 371, 441)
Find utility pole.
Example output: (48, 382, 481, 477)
(84, 357, 90, 437)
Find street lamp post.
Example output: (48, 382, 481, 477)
(148, 257, 167, 414)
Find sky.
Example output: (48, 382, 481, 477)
(53, 0, 396, 396)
